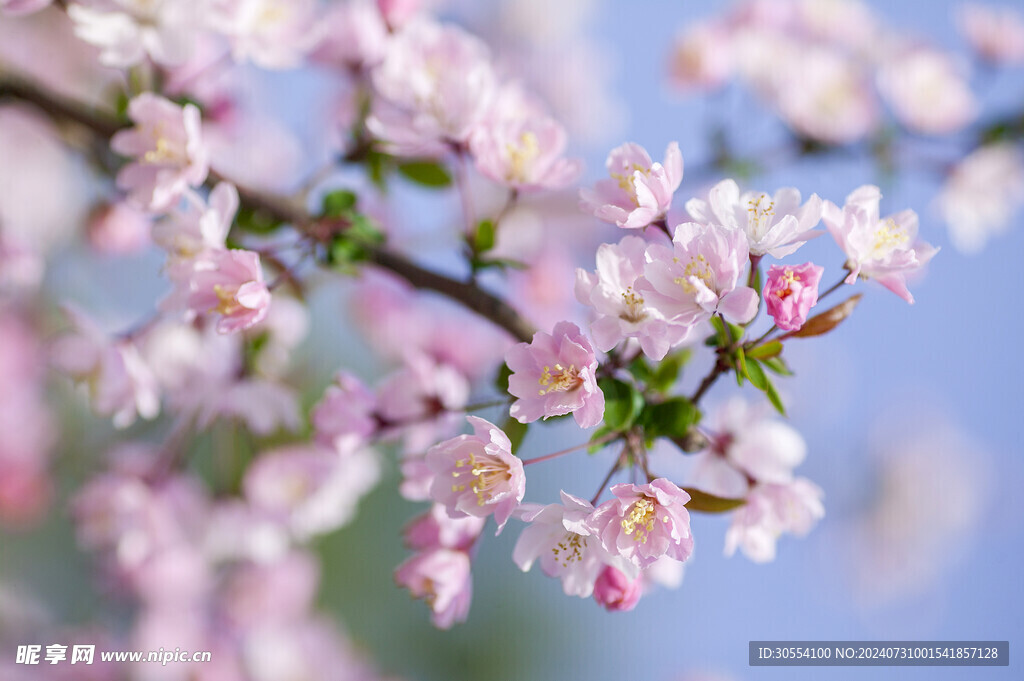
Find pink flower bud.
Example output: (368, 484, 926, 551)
(762, 262, 824, 331)
(593, 565, 642, 612)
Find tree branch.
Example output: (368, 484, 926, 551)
(0, 73, 536, 342)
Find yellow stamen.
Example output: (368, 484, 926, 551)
(538, 364, 582, 396)
(450, 451, 511, 506)
(673, 254, 715, 294)
(621, 498, 657, 544)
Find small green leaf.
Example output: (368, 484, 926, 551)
(639, 397, 700, 440)
(727, 321, 744, 341)
(397, 160, 452, 188)
(626, 355, 653, 384)
(710, 315, 729, 346)
(321, 189, 357, 217)
(473, 257, 529, 271)
(235, 206, 284, 234)
(598, 377, 644, 431)
(682, 487, 746, 513)
(474, 219, 495, 253)
(744, 357, 769, 391)
(735, 346, 747, 386)
(789, 294, 862, 338)
(347, 213, 386, 246)
(493, 363, 512, 394)
(746, 340, 782, 360)
(587, 424, 616, 454)
(365, 150, 393, 190)
(761, 356, 793, 376)
(502, 416, 528, 455)
(649, 349, 690, 394)
(764, 378, 786, 416)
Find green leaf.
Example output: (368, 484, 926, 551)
(474, 219, 495, 253)
(493, 363, 512, 394)
(587, 424, 616, 454)
(710, 315, 729, 346)
(626, 355, 653, 384)
(502, 416, 528, 455)
(473, 257, 529, 271)
(764, 378, 786, 416)
(397, 160, 452, 188)
(598, 377, 644, 431)
(727, 321, 745, 341)
(761, 356, 793, 376)
(321, 189, 357, 217)
(735, 346, 747, 386)
(347, 213, 385, 246)
(639, 397, 700, 440)
(746, 340, 782, 360)
(649, 349, 690, 394)
(366, 150, 393, 190)
(744, 357, 769, 391)
(235, 205, 284, 234)
(682, 488, 746, 513)
(788, 293, 862, 338)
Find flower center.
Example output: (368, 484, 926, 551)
(619, 286, 647, 323)
(552, 533, 586, 567)
(450, 451, 511, 506)
(211, 284, 243, 316)
(538, 364, 582, 395)
(506, 131, 539, 184)
(143, 134, 181, 166)
(871, 218, 909, 257)
(774, 269, 800, 300)
(621, 498, 657, 544)
(610, 163, 649, 206)
(673, 254, 715, 294)
(746, 194, 775, 240)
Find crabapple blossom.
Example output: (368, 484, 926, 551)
(51, 307, 160, 428)
(575, 235, 687, 361)
(425, 416, 524, 533)
(152, 182, 237, 260)
(186, 249, 271, 333)
(590, 478, 694, 570)
(377, 0, 421, 29)
(470, 112, 581, 191)
(958, 4, 1024, 64)
(685, 179, 822, 258)
(405, 503, 486, 553)
(822, 185, 938, 303)
(936, 142, 1024, 254)
(311, 372, 378, 452)
(312, 0, 388, 69)
(639, 222, 759, 330)
(86, 201, 151, 255)
(368, 20, 496, 155)
(110, 94, 209, 212)
(690, 397, 808, 499)
(762, 262, 823, 331)
(394, 548, 473, 629)
(0, 0, 50, 16)
(592, 565, 642, 612)
(67, 0, 198, 68)
(506, 321, 604, 428)
(513, 491, 635, 598)
(210, 0, 318, 70)
(724, 478, 824, 563)
(668, 20, 734, 92)
(579, 141, 683, 229)
(876, 48, 977, 135)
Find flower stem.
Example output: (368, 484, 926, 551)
(521, 431, 619, 466)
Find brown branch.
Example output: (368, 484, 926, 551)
(0, 73, 536, 343)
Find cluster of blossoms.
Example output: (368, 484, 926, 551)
(667, 0, 1024, 255)
(0, 1, 952, 672)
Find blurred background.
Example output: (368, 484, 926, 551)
(2, 0, 1023, 679)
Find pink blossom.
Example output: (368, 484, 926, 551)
(311, 371, 377, 451)
(223, 551, 319, 625)
(580, 141, 683, 229)
(394, 548, 472, 629)
(590, 478, 694, 569)
(685, 179, 822, 258)
(822, 185, 938, 303)
(210, 0, 318, 70)
(470, 109, 581, 192)
(425, 416, 524, 533)
(877, 48, 977, 135)
(187, 249, 271, 333)
(243, 443, 379, 540)
(762, 262, 823, 331)
(959, 4, 1024, 64)
(368, 20, 496, 155)
(375, 352, 469, 453)
(111, 94, 209, 212)
(639, 222, 758, 329)
(86, 201, 152, 255)
(506, 321, 604, 428)
(936, 142, 1024, 254)
(690, 397, 808, 499)
(513, 491, 634, 598)
(377, 0, 420, 29)
(51, 306, 160, 428)
(724, 478, 824, 563)
(668, 20, 734, 92)
(404, 503, 486, 552)
(67, 1, 198, 68)
(311, 0, 388, 69)
(152, 182, 237, 260)
(575, 235, 687, 361)
(0, 0, 51, 16)
(592, 565, 642, 612)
